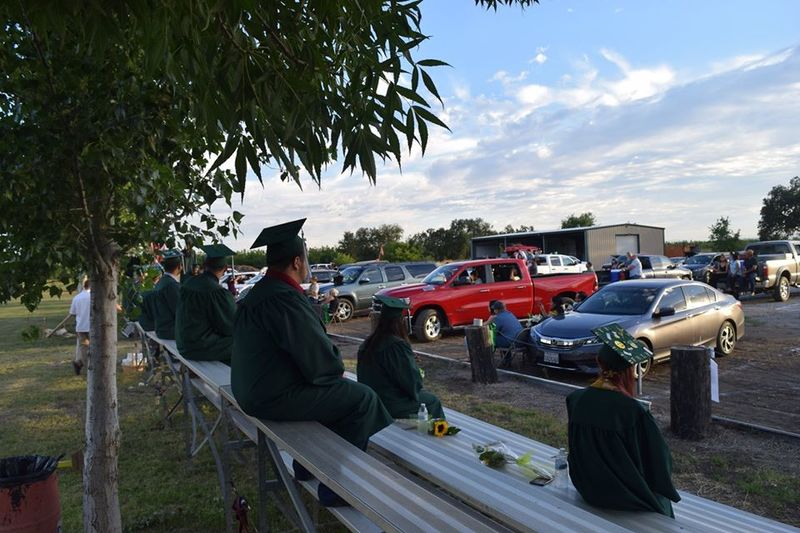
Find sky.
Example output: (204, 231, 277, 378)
(214, 0, 800, 250)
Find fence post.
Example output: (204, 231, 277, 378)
(670, 345, 711, 439)
(465, 325, 498, 384)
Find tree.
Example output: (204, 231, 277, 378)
(561, 212, 597, 229)
(338, 224, 404, 260)
(384, 241, 426, 262)
(758, 176, 800, 240)
(0, 2, 535, 530)
(708, 217, 742, 252)
(307, 246, 340, 266)
(410, 218, 495, 260)
(502, 224, 535, 234)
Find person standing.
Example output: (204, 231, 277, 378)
(743, 249, 758, 295)
(153, 249, 182, 340)
(69, 279, 91, 375)
(625, 251, 643, 279)
(727, 251, 742, 298)
(357, 295, 444, 420)
(567, 324, 680, 517)
(232, 219, 392, 507)
(175, 244, 237, 364)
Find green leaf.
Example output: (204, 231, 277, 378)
(416, 59, 450, 67)
(413, 105, 450, 131)
(420, 69, 442, 106)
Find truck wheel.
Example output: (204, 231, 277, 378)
(715, 321, 736, 356)
(336, 299, 354, 321)
(555, 297, 575, 313)
(773, 275, 790, 302)
(413, 309, 441, 342)
(634, 338, 652, 378)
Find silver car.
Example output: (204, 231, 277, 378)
(531, 279, 745, 375)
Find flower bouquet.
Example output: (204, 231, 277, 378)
(427, 418, 460, 437)
(472, 441, 553, 483)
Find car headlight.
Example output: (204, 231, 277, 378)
(583, 335, 603, 346)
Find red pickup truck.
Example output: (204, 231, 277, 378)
(375, 258, 598, 342)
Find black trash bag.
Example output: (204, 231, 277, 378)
(0, 455, 62, 488)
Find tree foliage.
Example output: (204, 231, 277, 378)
(410, 218, 495, 260)
(707, 216, 743, 252)
(502, 224, 536, 234)
(758, 176, 800, 240)
(561, 212, 597, 229)
(338, 224, 405, 260)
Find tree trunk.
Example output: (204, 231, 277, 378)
(84, 239, 122, 532)
(465, 325, 497, 384)
(670, 345, 711, 440)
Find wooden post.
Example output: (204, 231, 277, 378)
(465, 325, 498, 384)
(670, 345, 711, 439)
(369, 311, 381, 333)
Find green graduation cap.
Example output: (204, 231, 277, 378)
(159, 248, 183, 270)
(161, 248, 182, 259)
(375, 294, 411, 318)
(201, 244, 235, 269)
(251, 218, 307, 264)
(591, 323, 652, 371)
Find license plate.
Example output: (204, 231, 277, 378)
(544, 351, 559, 364)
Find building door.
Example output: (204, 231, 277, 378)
(616, 234, 639, 255)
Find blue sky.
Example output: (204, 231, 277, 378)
(217, 1, 800, 249)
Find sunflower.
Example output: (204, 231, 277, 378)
(431, 419, 449, 437)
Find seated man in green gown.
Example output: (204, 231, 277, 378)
(566, 324, 681, 517)
(175, 244, 237, 364)
(357, 295, 444, 420)
(231, 219, 393, 507)
(153, 249, 183, 340)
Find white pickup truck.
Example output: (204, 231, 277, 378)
(533, 254, 588, 275)
(745, 240, 800, 302)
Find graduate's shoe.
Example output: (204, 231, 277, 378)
(72, 361, 83, 375)
(317, 483, 349, 507)
(292, 459, 314, 482)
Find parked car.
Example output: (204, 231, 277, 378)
(533, 254, 588, 275)
(682, 252, 727, 285)
(530, 279, 744, 376)
(597, 254, 692, 285)
(669, 256, 686, 266)
(219, 271, 260, 291)
(744, 240, 800, 302)
(310, 263, 335, 270)
(375, 258, 598, 342)
(319, 262, 437, 321)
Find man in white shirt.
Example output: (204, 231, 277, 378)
(69, 279, 91, 375)
(626, 252, 643, 280)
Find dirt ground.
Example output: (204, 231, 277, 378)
(330, 289, 800, 525)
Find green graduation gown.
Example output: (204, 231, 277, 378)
(138, 290, 156, 332)
(356, 335, 444, 420)
(175, 272, 235, 363)
(232, 274, 392, 450)
(153, 274, 180, 340)
(566, 387, 681, 517)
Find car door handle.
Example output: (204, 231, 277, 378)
(479, 289, 489, 293)
(516, 285, 526, 289)
(378, 285, 386, 289)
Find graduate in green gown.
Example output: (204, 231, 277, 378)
(357, 295, 444, 420)
(138, 288, 157, 332)
(231, 219, 393, 507)
(175, 244, 237, 364)
(566, 324, 681, 517)
(153, 249, 182, 340)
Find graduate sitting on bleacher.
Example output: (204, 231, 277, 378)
(231, 219, 393, 507)
(566, 324, 681, 517)
(175, 244, 237, 364)
(357, 295, 444, 420)
(153, 249, 183, 340)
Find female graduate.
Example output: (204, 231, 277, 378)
(357, 295, 444, 420)
(566, 324, 681, 517)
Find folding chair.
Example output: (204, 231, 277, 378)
(497, 327, 533, 369)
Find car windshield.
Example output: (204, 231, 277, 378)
(576, 285, 661, 315)
(684, 255, 713, 265)
(422, 264, 461, 285)
(314, 271, 334, 282)
(339, 266, 363, 284)
(747, 243, 791, 255)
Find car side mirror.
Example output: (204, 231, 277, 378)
(653, 306, 675, 318)
(359, 278, 370, 284)
(666, 264, 675, 269)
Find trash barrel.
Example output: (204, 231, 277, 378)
(0, 455, 61, 532)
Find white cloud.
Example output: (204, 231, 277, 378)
(214, 45, 800, 248)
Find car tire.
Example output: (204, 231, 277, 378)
(703, 271, 712, 285)
(413, 309, 442, 342)
(773, 275, 790, 302)
(634, 338, 653, 378)
(555, 297, 575, 313)
(336, 298, 355, 322)
(715, 321, 736, 356)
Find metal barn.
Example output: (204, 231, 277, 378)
(471, 223, 665, 268)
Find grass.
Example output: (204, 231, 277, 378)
(0, 297, 346, 532)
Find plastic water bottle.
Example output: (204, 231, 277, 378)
(554, 448, 568, 489)
(417, 403, 428, 435)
